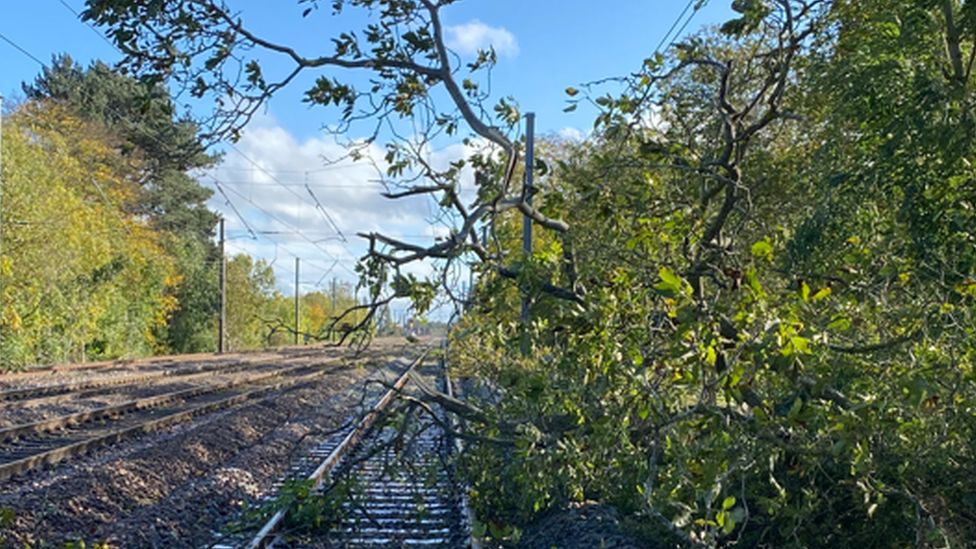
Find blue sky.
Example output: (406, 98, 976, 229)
(1, 0, 734, 319)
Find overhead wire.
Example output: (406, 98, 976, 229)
(225, 228, 443, 239)
(225, 142, 349, 243)
(213, 177, 341, 260)
(666, 0, 708, 51)
(54, 0, 120, 52)
(212, 164, 357, 174)
(304, 183, 346, 241)
(213, 177, 359, 288)
(652, 0, 698, 57)
(207, 178, 385, 189)
(0, 31, 45, 66)
(214, 181, 258, 239)
(33, 6, 357, 273)
(0, 30, 364, 291)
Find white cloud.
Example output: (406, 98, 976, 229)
(558, 127, 586, 142)
(203, 115, 485, 319)
(445, 20, 519, 57)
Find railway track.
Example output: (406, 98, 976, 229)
(0, 346, 346, 391)
(0, 359, 283, 407)
(0, 354, 352, 432)
(0, 362, 340, 481)
(0, 353, 304, 402)
(318, 412, 466, 547)
(0, 354, 241, 390)
(219, 347, 474, 548)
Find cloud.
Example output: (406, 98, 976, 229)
(202, 115, 481, 317)
(445, 20, 519, 57)
(558, 127, 586, 142)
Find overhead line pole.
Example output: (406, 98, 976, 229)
(331, 277, 337, 342)
(294, 257, 301, 345)
(0, 94, 4, 359)
(218, 218, 226, 354)
(521, 113, 536, 355)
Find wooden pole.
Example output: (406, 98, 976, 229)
(294, 257, 300, 345)
(218, 218, 226, 353)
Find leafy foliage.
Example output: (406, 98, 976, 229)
(220, 255, 369, 350)
(0, 102, 179, 368)
(24, 56, 222, 354)
(446, 1, 976, 546)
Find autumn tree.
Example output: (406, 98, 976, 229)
(0, 102, 178, 368)
(25, 57, 221, 353)
(223, 254, 276, 351)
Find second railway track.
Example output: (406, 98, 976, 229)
(0, 362, 341, 481)
(0, 355, 309, 403)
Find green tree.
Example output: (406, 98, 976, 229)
(1, 102, 178, 369)
(25, 56, 221, 353)
(224, 254, 276, 351)
(452, 1, 976, 545)
(24, 55, 217, 238)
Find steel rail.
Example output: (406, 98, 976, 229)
(0, 345, 346, 385)
(0, 352, 233, 384)
(245, 347, 431, 549)
(0, 355, 339, 409)
(0, 359, 267, 404)
(0, 370, 176, 401)
(0, 356, 272, 401)
(0, 362, 321, 443)
(444, 360, 482, 549)
(0, 368, 333, 481)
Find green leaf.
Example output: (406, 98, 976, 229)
(655, 266, 683, 295)
(0, 507, 13, 528)
(705, 344, 717, 366)
(723, 514, 736, 534)
(751, 239, 773, 261)
(723, 495, 737, 509)
(811, 287, 832, 301)
(788, 397, 804, 418)
(827, 316, 851, 332)
(790, 335, 810, 354)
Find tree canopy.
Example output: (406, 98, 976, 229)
(0, 102, 179, 366)
(24, 56, 224, 353)
(24, 55, 218, 239)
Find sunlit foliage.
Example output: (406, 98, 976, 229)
(1, 102, 178, 368)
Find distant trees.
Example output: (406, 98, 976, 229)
(261, 283, 370, 348)
(223, 254, 365, 350)
(222, 254, 274, 351)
